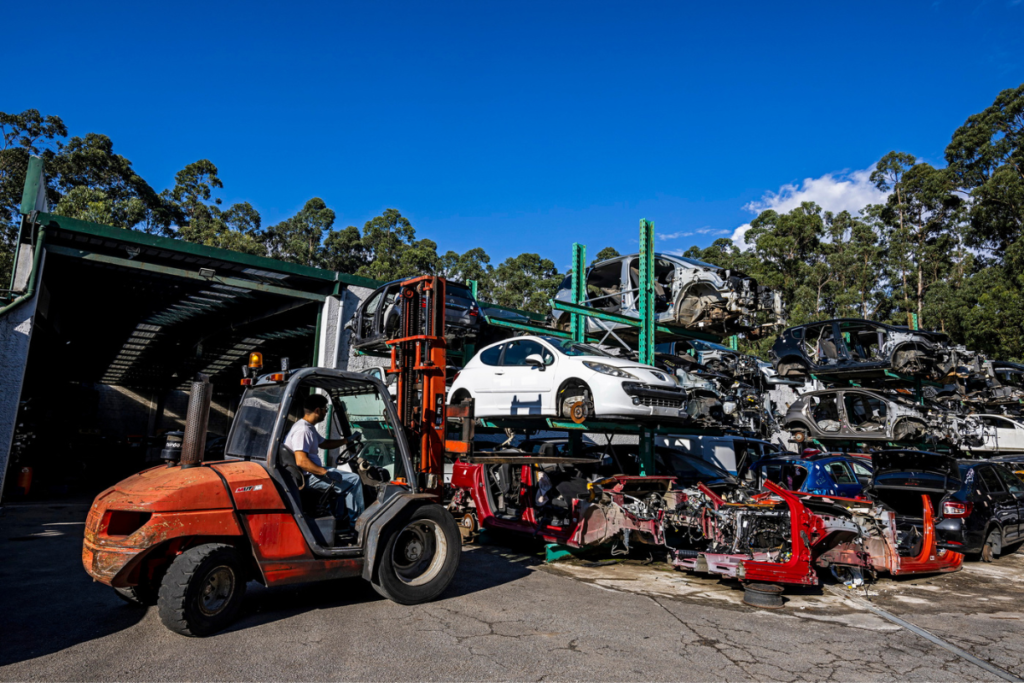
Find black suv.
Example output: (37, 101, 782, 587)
(934, 459, 1024, 561)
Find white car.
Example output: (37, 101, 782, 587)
(974, 414, 1024, 453)
(448, 335, 687, 422)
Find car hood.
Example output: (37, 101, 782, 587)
(872, 452, 961, 490)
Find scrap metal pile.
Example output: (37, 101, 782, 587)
(446, 288, 1024, 592)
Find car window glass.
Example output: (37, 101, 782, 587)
(993, 465, 1023, 493)
(827, 461, 857, 485)
(479, 344, 504, 366)
(978, 466, 1005, 493)
(503, 340, 552, 366)
(850, 460, 872, 478)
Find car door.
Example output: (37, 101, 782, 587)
(353, 285, 387, 346)
(976, 466, 1019, 541)
(470, 343, 506, 416)
(984, 416, 1024, 452)
(992, 465, 1024, 541)
(499, 339, 555, 416)
(822, 460, 862, 497)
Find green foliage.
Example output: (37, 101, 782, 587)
(592, 246, 620, 263)
(485, 253, 562, 314)
(267, 198, 335, 267)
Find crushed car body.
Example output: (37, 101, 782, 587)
(551, 253, 784, 336)
(769, 319, 978, 382)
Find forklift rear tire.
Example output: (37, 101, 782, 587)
(373, 505, 461, 605)
(115, 584, 159, 607)
(158, 543, 247, 637)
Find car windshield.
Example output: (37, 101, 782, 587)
(542, 336, 613, 358)
(660, 450, 734, 483)
(690, 339, 736, 353)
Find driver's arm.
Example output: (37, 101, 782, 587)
(321, 437, 348, 450)
(293, 450, 328, 477)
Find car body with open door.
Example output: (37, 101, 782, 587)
(349, 279, 483, 351)
(550, 253, 784, 336)
(82, 368, 461, 637)
(781, 388, 987, 449)
(932, 459, 1024, 560)
(769, 318, 970, 381)
(447, 335, 687, 423)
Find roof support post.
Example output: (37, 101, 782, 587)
(638, 219, 655, 366)
(570, 242, 587, 343)
(639, 426, 654, 476)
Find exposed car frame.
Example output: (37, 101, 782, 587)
(551, 253, 784, 336)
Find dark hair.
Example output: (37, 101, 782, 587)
(303, 394, 329, 413)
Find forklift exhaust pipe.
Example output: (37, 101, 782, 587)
(180, 375, 213, 469)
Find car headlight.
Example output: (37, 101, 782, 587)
(582, 361, 638, 379)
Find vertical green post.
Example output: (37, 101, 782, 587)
(468, 279, 478, 298)
(570, 242, 587, 343)
(638, 219, 655, 366)
(726, 335, 738, 351)
(910, 312, 919, 330)
(637, 219, 656, 476)
(567, 431, 582, 459)
(639, 426, 654, 476)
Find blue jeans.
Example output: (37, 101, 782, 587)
(306, 469, 364, 528)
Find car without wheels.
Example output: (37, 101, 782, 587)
(550, 253, 784, 336)
(769, 318, 972, 381)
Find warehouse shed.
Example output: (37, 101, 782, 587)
(0, 159, 380, 500)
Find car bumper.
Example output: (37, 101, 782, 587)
(593, 382, 687, 420)
(935, 517, 983, 554)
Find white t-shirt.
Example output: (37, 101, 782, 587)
(284, 419, 325, 468)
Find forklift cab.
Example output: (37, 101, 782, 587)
(226, 368, 418, 553)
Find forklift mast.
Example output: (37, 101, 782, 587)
(386, 276, 461, 497)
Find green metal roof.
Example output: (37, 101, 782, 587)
(36, 211, 381, 289)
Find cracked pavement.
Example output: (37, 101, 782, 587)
(1, 502, 1022, 682)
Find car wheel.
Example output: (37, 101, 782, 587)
(373, 505, 462, 605)
(981, 527, 1002, 563)
(558, 382, 592, 422)
(158, 543, 247, 637)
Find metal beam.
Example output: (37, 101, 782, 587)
(549, 300, 721, 343)
(483, 315, 597, 341)
(570, 242, 586, 343)
(45, 245, 328, 302)
(638, 219, 655, 366)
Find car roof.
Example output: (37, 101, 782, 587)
(591, 253, 721, 271)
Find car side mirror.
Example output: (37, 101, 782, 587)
(525, 353, 546, 370)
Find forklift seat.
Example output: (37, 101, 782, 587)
(276, 445, 341, 547)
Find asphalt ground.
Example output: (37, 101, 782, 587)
(1, 500, 1023, 682)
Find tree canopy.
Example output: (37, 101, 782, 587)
(4, 83, 1024, 359)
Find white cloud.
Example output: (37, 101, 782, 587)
(732, 167, 889, 249)
(657, 230, 695, 240)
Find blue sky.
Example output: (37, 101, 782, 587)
(4, 1, 1023, 267)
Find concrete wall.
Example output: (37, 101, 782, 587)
(318, 284, 389, 374)
(0, 252, 45, 500)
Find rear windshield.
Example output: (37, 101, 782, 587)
(226, 385, 287, 460)
(446, 284, 473, 298)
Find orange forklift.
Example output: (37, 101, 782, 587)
(83, 276, 469, 636)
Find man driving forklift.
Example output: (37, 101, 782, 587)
(283, 394, 364, 532)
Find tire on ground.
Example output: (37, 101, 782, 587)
(373, 504, 461, 606)
(157, 543, 247, 637)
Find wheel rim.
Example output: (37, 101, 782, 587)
(391, 519, 447, 587)
(197, 565, 236, 616)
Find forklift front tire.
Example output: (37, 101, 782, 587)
(373, 505, 461, 605)
(158, 543, 247, 637)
